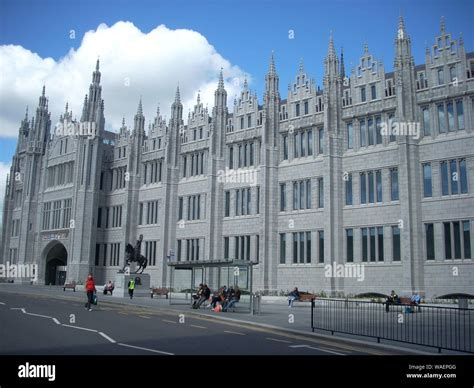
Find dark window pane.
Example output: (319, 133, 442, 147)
(392, 226, 401, 261)
(460, 159, 468, 194)
(444, 222, 452, 259)
(463, 221, 471, 259)
(423, 164, 432, 197)
(441, 162, 449, 195)
(378, 227, 384, 261)
(370, 227, 376, 262)
(362, 228, 368, 262)
(426, 224, 435, 260)
(346, 229, 353, 262)
(453, 222, 461, 259)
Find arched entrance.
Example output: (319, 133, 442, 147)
(43, 242, 68, 285)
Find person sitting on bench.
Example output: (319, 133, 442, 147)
(103, 281, 114, 295)
(288, 287, 300, 307)
(193, 284, 211, 309)
(223, 287, 241, 312)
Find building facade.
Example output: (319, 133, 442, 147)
(1, 17, 473, 298)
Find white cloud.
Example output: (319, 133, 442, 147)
(0, 21, 250, 138)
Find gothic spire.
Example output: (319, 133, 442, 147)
(298, 58, 304, 74)
(340, 47, 345, 78)
(137, 97, 143, 116)
(269, 51, 276, 76)
(440, 16, 446, 34)
(218, 68, 224, 90)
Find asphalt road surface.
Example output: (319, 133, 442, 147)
(0, 291, 409, 355)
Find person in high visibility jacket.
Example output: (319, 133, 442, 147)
(128, 279, 135, 299)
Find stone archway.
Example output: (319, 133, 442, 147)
(43, 241, 68, 285)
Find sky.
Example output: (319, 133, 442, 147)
(0, 0, 473, 211)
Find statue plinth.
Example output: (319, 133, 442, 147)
(113, 272, 151, 298)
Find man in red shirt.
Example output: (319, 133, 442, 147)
(84, 274, 96, 311)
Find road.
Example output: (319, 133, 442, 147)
(0, 291, 412, 356)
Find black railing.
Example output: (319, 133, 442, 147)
(310, 298, 473, 353)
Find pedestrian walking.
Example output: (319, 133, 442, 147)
(84, 274, 96, 311)
(128, 278, 135, 299)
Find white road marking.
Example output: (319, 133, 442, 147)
(289, 344, 344, 355)
(0, 302, 6, 305)
(138, 315, 151, 319)
(162, 319, 177, 324)
(190, 324, 206, 329)
(61, 324, 98, 333)
(11, 307, 62, 325)
(266, 337, 292, 344)
(52, 318, 61, 325)
(117, 343, 174, 355)
(10, 308, 26, 312)
(98, 332, 116, 343)
(224, 330, 245, 336)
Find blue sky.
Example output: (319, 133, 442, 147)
(0, 0, 473, 166)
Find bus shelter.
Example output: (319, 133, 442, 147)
(167, 259, 256, 313)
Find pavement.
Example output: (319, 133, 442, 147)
(0, 283, 455, 355)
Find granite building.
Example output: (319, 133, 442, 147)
(1, 17, 473, 298)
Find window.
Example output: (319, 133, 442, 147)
(441, 161, 449, 195)
(368, 118, 374, 146)
(447, 102, 454, 132)
(97, 207, 102, 228)
(450, 160, 458, 194)
(444, 222, 452, 259)
(347, 122, 353, 149)
(456, 100, 464, 130)
(225, 191, 230, 217)
(376, 117, 382, 145)
(463, 221, 471, 259)
(423, 163, 432, 198)
(306, 180, 311, 209)
(256, 186, 260, 214)
(318, 231, 324, 263)
(370, 227, 376, 262)
(280, 233, 286, 264)
(376, 170, 382, 202)
(438, 104, 446, 133)
(361, 87, 366, 102)
(362, 228, 368, 262)
(392, 226, 401, 261)
(229, 146, 233, 169)
(307, 130, 313, 156)
(450, 66, 457, 82)
(280, 183, 286, 211)
(318, 178, 324, 208)
(454, 221, 461, 259)
(346, 229, 354, 262)
(283, 136, 288, 160)
(295, 103, 300, 117)
(318, 128, 324, 154)
(360, 172, 367, 204)
(178, 198, 183, 221)
(292, 182, 298, 210)
(240, 117, 244, 130)
(368, 172, 374, 203)
(306, 232, 311, 263)
(224, 237, 229, 259)
(304, 101, 309, 115)
(371, 84, 376, 100)
(422, 107, 431, 136)
(345, 173, 353, 205)
(247, 115, 252, 128)
(359, 120, 366, 147)
(460, 159, 468, 194)
(438, 68, 444, 85)
(377, 227, 384, 261)
(391, 168, 399, 201)
(426, 223, 435, 260)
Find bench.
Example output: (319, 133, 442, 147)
(63, 281, 76, 292)
(150, 287, 169, 299)
(386, 296, 420, 313)
(290, 291, 316, 306)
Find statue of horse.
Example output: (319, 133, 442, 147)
(122, 235, 148, 274)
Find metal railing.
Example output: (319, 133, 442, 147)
(311, 298, 473, 353)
